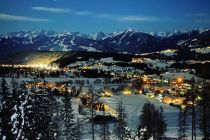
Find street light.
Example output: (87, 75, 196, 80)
(177, 78, 182, 83)
(176, 77, 183, 96)
(177, 77, 183, 84)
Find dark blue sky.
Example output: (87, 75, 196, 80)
(0, 0, 210, 34)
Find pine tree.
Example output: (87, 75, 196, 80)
(11, 82, 28, 139)
(11, 77, 18, 89)
(138, 102, 155, 139)
(152, 109, 160, 139)
(178, 108, 188, 140)
(22, 93, 37, 140)
(49, 96, 61, 140)
(114, 99, 127, 140)
(99, 122, 111, 140)
(199, 82, 210, 140)
(11, 81, 38, 140)
(138, 103, 167, 140)
(186, 83, 197, 140)
(158, 107, 167, 139)
(90, 87, 95, 140)
(99, 111, 111, 140)
(75, 118, 81, 140)
(61, 92, 77, 140)
(34, 93, 52, 139)
(0, 78, 14, 139)
(49, 118, 60, 140)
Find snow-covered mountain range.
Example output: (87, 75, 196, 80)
(0, 28, 209, 57)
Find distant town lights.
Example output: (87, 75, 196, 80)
(2, 63, 59, 70)
(123, 89, 132, 95)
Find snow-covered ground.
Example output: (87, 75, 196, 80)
(191, 47, 210, 54)
(103, 94, 203, 139)
(143, 59, 173, 69)
(161, 71, 200, 80)
(103, 94, 179, 138)
(159, 49, 178, 56)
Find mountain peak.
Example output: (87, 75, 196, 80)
(125, 28, 135, 32)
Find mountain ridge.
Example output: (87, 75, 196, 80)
(0, 28, 209, 57)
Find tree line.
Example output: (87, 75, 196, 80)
(0, 78, 79, 140)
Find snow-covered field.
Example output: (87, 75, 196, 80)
(103, 94, 203, 139)
(103, 94, 179, 138)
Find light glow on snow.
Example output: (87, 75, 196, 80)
(0, 64, 59, 70)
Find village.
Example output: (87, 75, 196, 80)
(1, 56, 203, 115)
(0, 55, 208, 139)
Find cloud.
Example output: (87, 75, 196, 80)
(119, 16, 158, 22)
(78, 12, 159, 22)
(31, 6, 159, 22)
(96, 13, 117, 19)
(74, 11, 158, 22)
(186, 13, 208, 17)
(194, 19, 210, 24)
(32, 6, 70, 13)
(75, 11, 92, 16)
(0, 13, 50, 22)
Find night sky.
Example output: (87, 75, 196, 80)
(0, 0, 210, 34)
